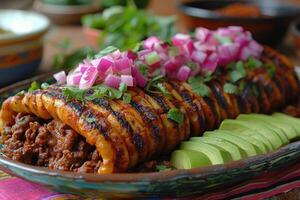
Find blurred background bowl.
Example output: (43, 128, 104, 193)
(291, 18, 300, 50)
(33, 0, 101, 25)
(178, 0, 300, 45)
(0, 10, 50, 86)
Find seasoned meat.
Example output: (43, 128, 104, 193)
(0, 113, 101, 173)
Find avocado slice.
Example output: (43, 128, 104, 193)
(190, 136, 244, 160)
(180, 141, 232, 164)
(273, 113, 300, 138)
(237, 129, 274, 152)
(237, 114, 297, 141)
(170, 149, 212, 169)
(220, 119, 283, 149)
(223, 131, 268, 154)
(204, 130, 258, 157)
(235, 117, 289, 145)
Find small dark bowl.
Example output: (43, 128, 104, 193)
(178, 0, 300, 45)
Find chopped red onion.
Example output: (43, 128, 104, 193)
(195, 27, 210, 42)
(121, 75, 134, 86)
(104, 74, 121, 89)
(97, 57, 113, 74)
(132, 67, 147, 87)
(114, 57, 131, 74)
(79, 66, 98, 89)
(143, 36, 161, 50)
(53, 71, 66, 84)
(172, 33, 192, 46)
(67, 72, 82, 86)
(191, 50, 207, 63)
(177, 65, 191, 81)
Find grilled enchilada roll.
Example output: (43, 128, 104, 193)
(1, 27, 299, 174)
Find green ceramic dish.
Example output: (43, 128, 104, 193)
(0, 74, 300, 199)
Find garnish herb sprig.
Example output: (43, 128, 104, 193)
(188, 73, 213, 97)
(167, 108, 184, 124)
(146, 75, 171, 97)
(62, 83, 132, 103)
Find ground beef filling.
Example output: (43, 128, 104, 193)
(0, 113, 101, 173)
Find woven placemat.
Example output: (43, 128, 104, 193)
(0, 170, 9, 180)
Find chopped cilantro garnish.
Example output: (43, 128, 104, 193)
(167, 108, 184, 124)
(188, 76, 211, 97)
(246, 57, 262, 69)
(63, 84, 131, 103)
(229, 61, 246, 83)
(94, 46, 118, 58)
(119, 83, 127, 93)
(229, 70, 244, 83)
(214, 34, 232, 45)
(145, 52, 160, 65)
(136, 62, 149, 76)
(156, 165, 173, 172)
(28, 81, 40, 92)
(186, 61, 198, 70)
(146, 75, 170, 97)
(168, 46, 180, 57)
(41, 82, 50, 90)
(264, 63, 276, 77)
(108, 87, 123, 99)
(223, 83, 239, 94)
(62, 87, 86, 101)
(238, 81, 245, 92)
(122, 92, 132, 104)
(155, 83, 171, 97)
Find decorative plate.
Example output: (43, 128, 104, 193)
(0, 74, 300, 199)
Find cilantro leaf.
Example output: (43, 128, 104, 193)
(214, 34, 232, 45)
(85, 87, 108, 101)
(41, 82, 50, 90)
(188, 77, 211, 97)
(119, 83, 127, 93)
(28, 81, 40, 92)
(264, 63, 276, 77)
(236, 61, 246, 75)
(246, 57, 262, 69)
(156, 165, 173, 172)
(94, 46, 118, 58)
(122, 92, 132, 103)
(155, 83, 171, 97)
(186, 61, 198, 70)
(229, 70, 244, 83)
(167, 108, 184, 124)
(168, 46, 180, 57)
(62, 87, 86, 101)
(108, 88, 123, 99)
(223, 83, 238, 94)
(146, 75, 168, 96)
(136, 62, 149, 76)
